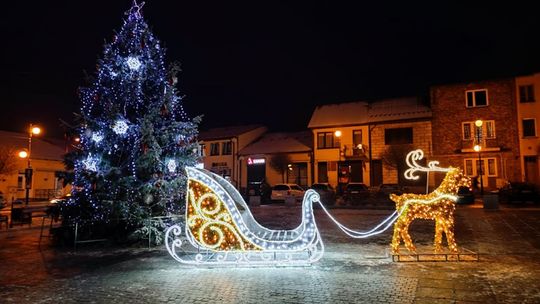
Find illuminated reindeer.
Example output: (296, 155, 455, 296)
(390, 150, 471, 254)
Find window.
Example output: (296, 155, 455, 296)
(210, 143, 220, 156)
(199, 144, 206, 157)
(317, 132, 340, 149)
(317, 162, 328, 183)
(222, 141, 232, 155)
(464, 158, 497, 177)
(519, 85, 535, 103)
(353, 130, 362, 147)
(462, 120, 496, 140)
(465, 160, 473, 176)
(466, 89, 488, 107)
(523, 119, 537, 137)
(462, 123, 472, 140)
(485, 121, 495, 139)
(385, 128, 413, 145)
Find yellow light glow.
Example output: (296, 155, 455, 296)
(390, 167, 471, 254)
(334, 130, 342, 138)
(475, 120, 483, 127)
(74, 137, 81, 142)
(473, 144, 481, 152)
(187, 179, 261, 252)
(31, 126, 41, 135)
(18, 150, 28, 158)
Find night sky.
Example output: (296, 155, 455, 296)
(1, 1, 539, 138)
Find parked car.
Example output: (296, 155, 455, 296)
(310, 183, 336, 206)
(343, 182, 370, 205)
(246, 181, 272, 203)
(377, 184, 404, 197)
(456, 186, 475, 204)
(50, 193, 71, 204)
(498, 182, 540, 204)
(270, 184, 305, 202)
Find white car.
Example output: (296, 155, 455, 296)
(271, 184, 305, 202)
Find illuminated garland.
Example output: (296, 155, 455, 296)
(391, 151, 471, 254)
(165, 167, 403, 266)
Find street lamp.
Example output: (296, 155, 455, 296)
(474, 120, 484, 196)
(21, 124, 42, 205)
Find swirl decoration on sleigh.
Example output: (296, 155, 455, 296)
(165, 149, 470, 266)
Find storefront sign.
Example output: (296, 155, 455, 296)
(247, 158, 265, 165)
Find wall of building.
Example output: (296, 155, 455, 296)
(370, 120, 432, 184)
(430, 78, 521, 187)
(516, 73, 540, 185)
(0, 158, 67, 202)
(239, 152, 312, 190)
(311, 126, 370, 187)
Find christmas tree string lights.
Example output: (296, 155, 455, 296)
(64, 0, 200, 231)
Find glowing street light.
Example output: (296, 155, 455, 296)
(18, 150, 28, 159)
(23, 124, 43, 205)
(474, 120, 484, 196)
(334, 130, 342, 138)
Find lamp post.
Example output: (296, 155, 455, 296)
(334, 130, 343, 194)
(474, 120, 484, 196)
(19, 124, 42, 205)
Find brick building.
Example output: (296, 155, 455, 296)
(308, 98, 432, 189)
(430, 78, 521, 189)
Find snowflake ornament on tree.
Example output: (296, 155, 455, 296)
(65, 0, 201, 230)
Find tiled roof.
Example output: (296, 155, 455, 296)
(199, 125, 266, 141)
(308, 97, 431, 128)
(239, 131, 312, 155)
(0, 130, 65, 161)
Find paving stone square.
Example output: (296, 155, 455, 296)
(1, 204, 540, 303)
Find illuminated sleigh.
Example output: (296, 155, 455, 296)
(165, 167, 325, 266)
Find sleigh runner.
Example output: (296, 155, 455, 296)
(165, 167, 324, 266)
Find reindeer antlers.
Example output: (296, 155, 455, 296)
(404, 149, 451, 180)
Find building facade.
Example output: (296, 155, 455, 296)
(516, 72, 540, 185)
(238, 132, 313, 192)
(0, 130, 67, 202)
(198, 125, 267, 188)
(430, 78, 521, 189)
(308, 98, 432, 190)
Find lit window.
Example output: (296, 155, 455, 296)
(317, 132, 340, 149)
(465, 160, 473, 176)
(487, 159, 496, 176)
(466, 89, 488, 107)
(519, 85, 535, 103)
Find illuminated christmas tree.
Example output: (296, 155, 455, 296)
(63, 1, 200, 235)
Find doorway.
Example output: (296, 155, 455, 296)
(525, 156, 539, 185)
(371, 160, 383, 186)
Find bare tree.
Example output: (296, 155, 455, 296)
(269, 154, 292, 183)
(0, 147, 19, 177)
(381, 144, 422, 185)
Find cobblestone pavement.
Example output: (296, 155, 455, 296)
(1, 204, 540, 303)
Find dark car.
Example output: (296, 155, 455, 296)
(344, 182, 370, 205)
(377, 184, 404, 196)
(310, 183, 336, 206)
(498, 182, 540, 204)
(456, 186, 475, 204)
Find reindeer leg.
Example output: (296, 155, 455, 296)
(391, 220, 403, 254)
(400, 217, 416, 253)
(434, 219, 444, 253)
(444, 218, 458, 253)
